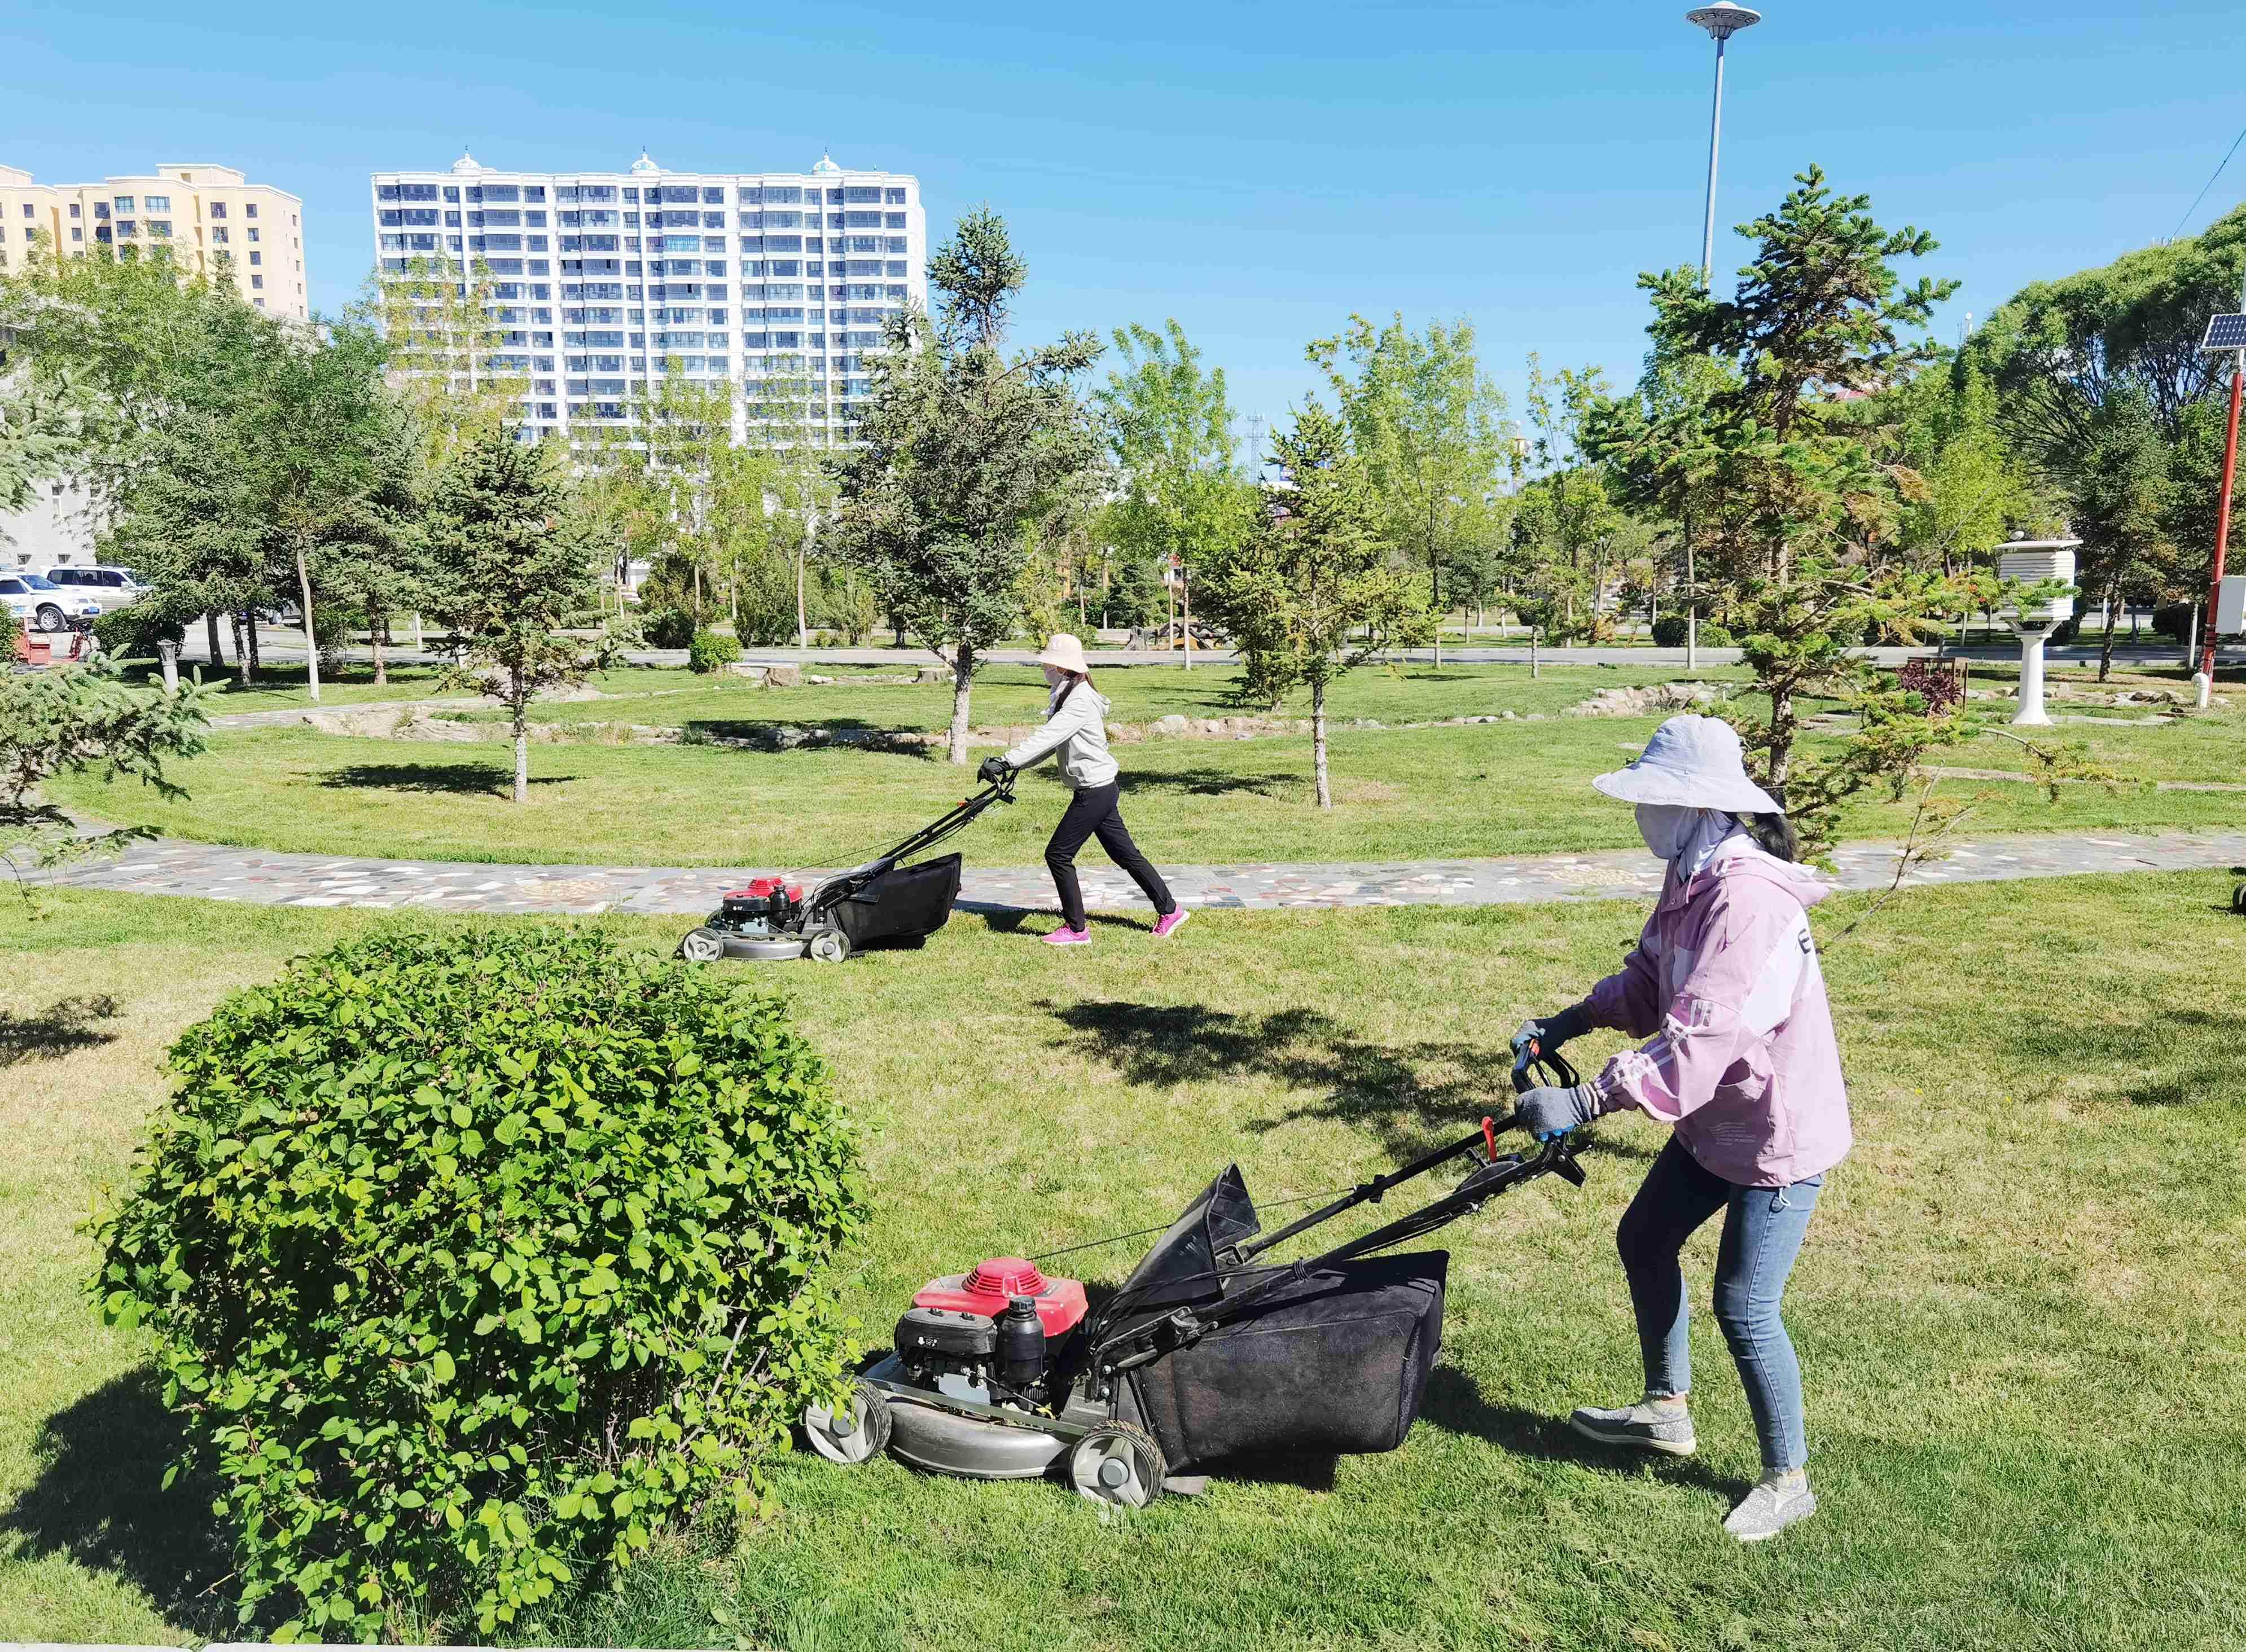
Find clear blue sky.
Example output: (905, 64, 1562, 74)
(12, 1, 2241, 442)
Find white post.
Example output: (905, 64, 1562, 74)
(157, 638, 181, 696)
(2012, 626, 2053, 726)
(1701, 32, 1728, 283)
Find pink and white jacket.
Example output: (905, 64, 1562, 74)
(1567, 836, 1852, 1188)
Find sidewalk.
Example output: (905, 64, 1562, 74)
(33, 829, 2246, 917)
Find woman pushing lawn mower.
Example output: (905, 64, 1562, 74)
(977, 634, 1187, 947)
(1510, 714, 1852, 1544)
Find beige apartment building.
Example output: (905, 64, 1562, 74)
(0, 161, 309, 319)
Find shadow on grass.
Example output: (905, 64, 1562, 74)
(317, 761, 573, 797)
(1041, 1000, 1652, 1168)
(0, 1368, 239, 1637)
(0, 993, 122, 1067)
(2002, 1005, 2239, 1108)
(1120, 768, 1297, 799)
(1418, 1366, 1752, 1502)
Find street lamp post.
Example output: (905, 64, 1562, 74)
(1686, 3, 1763, 284)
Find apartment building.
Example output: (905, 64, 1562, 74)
(0, 162, 309, 319)
(370, 149, 926, 442)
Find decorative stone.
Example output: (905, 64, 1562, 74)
(765, 663, 802, 688)
(722, 662, 770, 683)
(1151, 714, 1189, 736)
(916, 665, 950, 684)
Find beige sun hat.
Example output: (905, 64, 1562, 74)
(1036, 633, 1090, 675)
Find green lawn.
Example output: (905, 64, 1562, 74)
(51, 668, 2246, 868)
(3, 877, 2241, 1648)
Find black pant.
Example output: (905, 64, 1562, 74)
(1045, 782, 1174, 930)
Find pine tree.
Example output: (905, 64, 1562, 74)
(424, 431, 605, 803)
(831, 210, 1102, 762)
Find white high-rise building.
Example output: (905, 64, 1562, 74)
(369, 148, 925, 442)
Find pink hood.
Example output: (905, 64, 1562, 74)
(1567, 837, 1852, 1187)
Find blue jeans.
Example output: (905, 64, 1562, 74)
(1617, 1136, 1824, 1470)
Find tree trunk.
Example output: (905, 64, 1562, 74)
(413, 610, 424, 651)
(1431, 549, 1442, 669)
(238, 612, 258, 682)
(2098, 577, 2120, 682)
(1530, 625, 1541, 680)
(295, 544, 322, 703)
(513, 706, 530, 804)
(947, 641, 975, 765)
(1312, 677, 1331, 809)
(795, 526, 810, 648)
(1684, 515, 1698, 670)
(205, 611, 225, 665)
(1767, 687, 1797, 798)
(1181, 569, 1191, 672)
(372, 615, 387, 688)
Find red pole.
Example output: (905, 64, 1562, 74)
(2204, 362, 2244, 682)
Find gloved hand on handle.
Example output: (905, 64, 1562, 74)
(1511, 1003, 1592, 1066)
(977, 755, 1012, 785)
(1515, 1083, 1602, 1143)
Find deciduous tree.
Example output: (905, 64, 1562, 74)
(1198, 402, 1432, 808)
(1309, 314, 1506, 665)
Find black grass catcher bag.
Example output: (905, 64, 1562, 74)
(830, 853, 963, 949)
(1105, 1165, 1449, 1471)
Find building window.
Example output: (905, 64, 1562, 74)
(149, 221, 173, 239)
(117, 221, 137, 238)
(248, 228, 260, 243)
(885, 187, 906, 205)
(114, 196, 134, 213)
(71, 227, 82, 241)
(17, 203, 29, 218)
(245, 203, 258, 218)
(248, 251, 261, 265)
(146, 194, 171, 211)
(251, 274, 264, 288)
(68, 203, 80, 218)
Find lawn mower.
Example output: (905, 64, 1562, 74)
(800, 1043, 1590, 1505)
(675, 769, 1015, 964)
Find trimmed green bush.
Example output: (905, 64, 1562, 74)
(92, 604, 186, 661)
(641, 608, 696, 649)
(93, 928, 865, 1642)
(687, 626, 740, 674)
(1649, 616, 1733, 648)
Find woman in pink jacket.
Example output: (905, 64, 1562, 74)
(1512, 715, 1851, 1544)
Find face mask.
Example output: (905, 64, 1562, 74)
(1636, 803, 1701, 861)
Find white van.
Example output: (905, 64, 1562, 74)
(44, 565, 148, 607)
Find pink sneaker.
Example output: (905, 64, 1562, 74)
(1043, 925, 1092, 947)
(1153, 907, 1190, 939)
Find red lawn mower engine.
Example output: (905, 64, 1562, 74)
(894, 1257, 1089, 1408)
(720, 876, 802, 932)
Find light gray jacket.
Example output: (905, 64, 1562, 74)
(1003, 682, 1119, 790)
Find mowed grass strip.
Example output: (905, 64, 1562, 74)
(2, 876, 2241, 1649)
(50, 689, 2246, 869)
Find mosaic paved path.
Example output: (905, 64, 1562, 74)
(34, 829, 2246, 918)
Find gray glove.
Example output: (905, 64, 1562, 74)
(1512, 1004, 1593, 1065)
(1515, 1083, 1600, 1143)
(977, 755, 1012, 785)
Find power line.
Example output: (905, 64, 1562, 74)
(2171, 118, 2246, 242)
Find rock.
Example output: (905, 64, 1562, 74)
(807, 674, 835, 685)
(722, 662, 770, 683)
(303, 706, 412, 738)
(1501, 709, 1518, 720)
(1563, 682, 1730, 718)
(1151, 714, 1189, 736)
(765, 663, 802, 688)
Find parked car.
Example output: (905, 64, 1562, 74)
(43, 564, 149, 607)
(0, 572, 104, 632)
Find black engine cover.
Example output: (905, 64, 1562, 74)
(895, 1306, 997, 1361)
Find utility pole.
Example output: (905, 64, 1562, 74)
(2196, 286, 2246, 682)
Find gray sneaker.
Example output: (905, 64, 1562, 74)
(1567, 1398, 1697, 1456)
(1723, 1475, 1817, 1542)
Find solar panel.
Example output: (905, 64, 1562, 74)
(2200, 313, 2246, 352)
